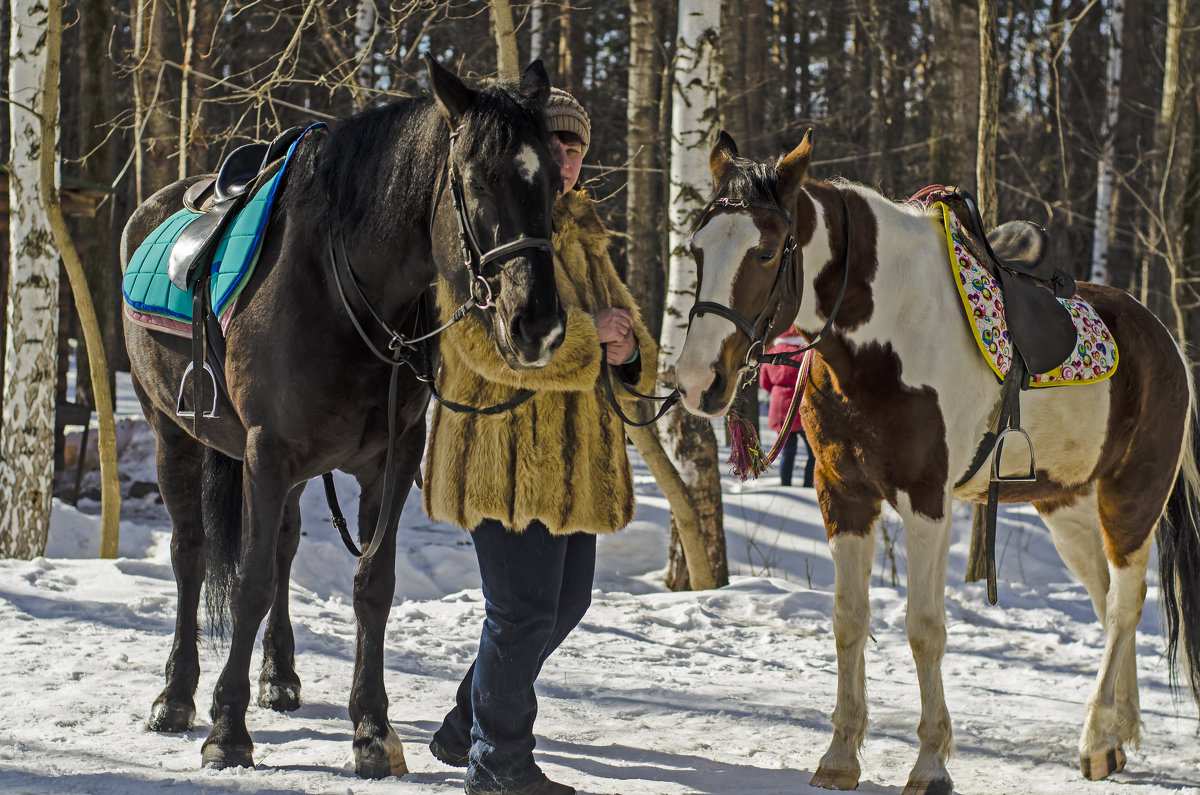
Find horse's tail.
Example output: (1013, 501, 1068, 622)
(1157, 363, 1200, 715)
(202, 447, 243, 640)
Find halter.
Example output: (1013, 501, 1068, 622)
(687, 192, 852, 380)
(444, 126, 554, 310)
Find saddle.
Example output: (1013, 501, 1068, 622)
(935, 188, 1080, 607)
(169, 126, 306, 429)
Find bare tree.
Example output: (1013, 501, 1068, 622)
(491, 0, 519, 77)
(664, 0, 729, 590)
(929, 0, 980, 191)
(1090, 0, 1124, 285)
(2, 0, 58, 558)
(977, 0, 999, 228)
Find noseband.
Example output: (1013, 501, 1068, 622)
(687, 192, 852, 378)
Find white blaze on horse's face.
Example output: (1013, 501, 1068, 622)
(515, 144, 540, 184)
(676, 211, 764, 415)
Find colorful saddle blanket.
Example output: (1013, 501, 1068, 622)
(940, 203, 1118, 387)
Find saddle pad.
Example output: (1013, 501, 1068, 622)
(122, 164, 284, 338)
(940, 203, 1118, 387)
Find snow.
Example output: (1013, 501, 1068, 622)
(1, 373, 1198, 794)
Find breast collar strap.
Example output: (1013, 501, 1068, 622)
(688, 192, 852, 375)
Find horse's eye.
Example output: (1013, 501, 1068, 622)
(757, 249, 776, 264)
(469, 180, 489, 196)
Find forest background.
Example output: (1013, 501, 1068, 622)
(2, 0, 1199, 575)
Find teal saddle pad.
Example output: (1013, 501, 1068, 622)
(122, 166, 284, 328)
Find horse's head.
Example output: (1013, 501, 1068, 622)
(675, 130, 815, 416)
(427, 56, 565, 370)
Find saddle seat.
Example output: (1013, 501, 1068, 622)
(169, 127, 305, 291)
(938, 190, 1077, 375)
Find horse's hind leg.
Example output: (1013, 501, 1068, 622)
(1038, 489, 1150, 780)
(147, 415, 206, 733)
(257, 485, 304, 712)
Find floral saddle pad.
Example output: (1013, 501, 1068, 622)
(938, 203, 1118, 387)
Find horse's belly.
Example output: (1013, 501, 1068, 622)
(953, 378, 1110, 501)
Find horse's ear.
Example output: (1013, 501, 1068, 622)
(710, 130, 739, 186)
(520, 60, 551, 107)
(776, 128, 814, 205)
(425, 54, 475, 124)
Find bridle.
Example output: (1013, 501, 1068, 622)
(322, 121, 554, 560)
(687, 191, 852, 381)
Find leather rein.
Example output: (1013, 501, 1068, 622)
(323, 123, 553, 559)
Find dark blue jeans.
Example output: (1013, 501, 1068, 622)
(778, 430, 815, 487)
(434, 518, 596, 790)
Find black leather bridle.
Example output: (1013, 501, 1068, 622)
(687, 192, 852, 380)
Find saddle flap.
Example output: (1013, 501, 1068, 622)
(167, 199, 241, 291)
(993, 266, 1078, 374)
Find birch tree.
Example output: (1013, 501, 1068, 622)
(664, 0, 728, 590)
(1090, 0, 1124, 285)
(2, 0, 58, 559)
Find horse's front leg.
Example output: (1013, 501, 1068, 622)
(147, 416, 206, 733)
(258, 485, 304, 712)
(348, 435, 422, 779)
(811, 487, 880, 791)
(201, 433, 288, 769)
(897, 498, 954, 795)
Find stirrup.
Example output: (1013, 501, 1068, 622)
(175, 361, 220, 419)
(991, 426, 1036, 483)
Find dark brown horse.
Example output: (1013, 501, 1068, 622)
(675, 130, 1200, 794)
(120, 58, 564, 777)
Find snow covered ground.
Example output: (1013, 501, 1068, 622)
(1, 374, 1198, 794)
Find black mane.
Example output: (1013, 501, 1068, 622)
(303, 77, 548, 243)
(713, 155, 785, 210)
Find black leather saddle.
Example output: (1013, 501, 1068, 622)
(168, 126, 305, 291)
(941, 189, 1078, 375)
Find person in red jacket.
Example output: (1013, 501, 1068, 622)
(759, 328, 814, 487)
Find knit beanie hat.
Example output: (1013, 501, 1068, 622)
(544, 88, 590, 155)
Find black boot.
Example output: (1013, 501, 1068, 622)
(464, 772, 575, 795)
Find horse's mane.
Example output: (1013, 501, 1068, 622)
(303, 76, 547, 242)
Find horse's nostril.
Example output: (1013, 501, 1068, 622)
(708, 370, 726, 400)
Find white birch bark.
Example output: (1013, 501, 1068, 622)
(1090, 0, 1125, 285)
(530, 0, 546, 59)
(354, 0, 377, 108)
(664, 0, 721, 365)
(2, 0, 59, 559)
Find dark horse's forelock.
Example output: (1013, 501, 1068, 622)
(453, 78, 548, 174)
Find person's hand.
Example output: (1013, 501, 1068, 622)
(595, 308, 636, 365)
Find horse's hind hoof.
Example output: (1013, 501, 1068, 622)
(354, 726, 408, 779)
(810, 765, 859, 790)
(1081, 748, 1126, 780)
(902, 778, 953, 795)
(201, 743, 255, 769)
(258, 681, 301, 713)
(147, 700, 195, 733)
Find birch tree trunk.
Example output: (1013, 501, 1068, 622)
(1090, 0, 1125, 285)
(491, 0, 519, 78)
(2, 0, 58, 559)
(530, 0, 546, 59)
(664, 0, 728, 591)
(977, 0, 999, 229)
(353, 0, 378, 109)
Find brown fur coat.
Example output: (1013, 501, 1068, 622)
(422, 190, 658, 535)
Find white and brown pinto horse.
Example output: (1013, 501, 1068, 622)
(675, 130, 1200, 794)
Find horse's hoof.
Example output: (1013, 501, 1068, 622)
(258, 681, 301, 713)
(147, 700, 195, 733)
(201, 743, 255, 769)
(902, 778, 954, 795)
(1080, 748, 1126, 780)
(354, 726, 408, 779)
(810, 765, 859, 790)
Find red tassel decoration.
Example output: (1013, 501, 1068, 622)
(727, 413, 770, 481)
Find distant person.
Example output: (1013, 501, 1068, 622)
(423, 87, 658, 795)
(759, 327, 813, 488)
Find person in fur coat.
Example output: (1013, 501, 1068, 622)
(424, 88, 657, 795)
